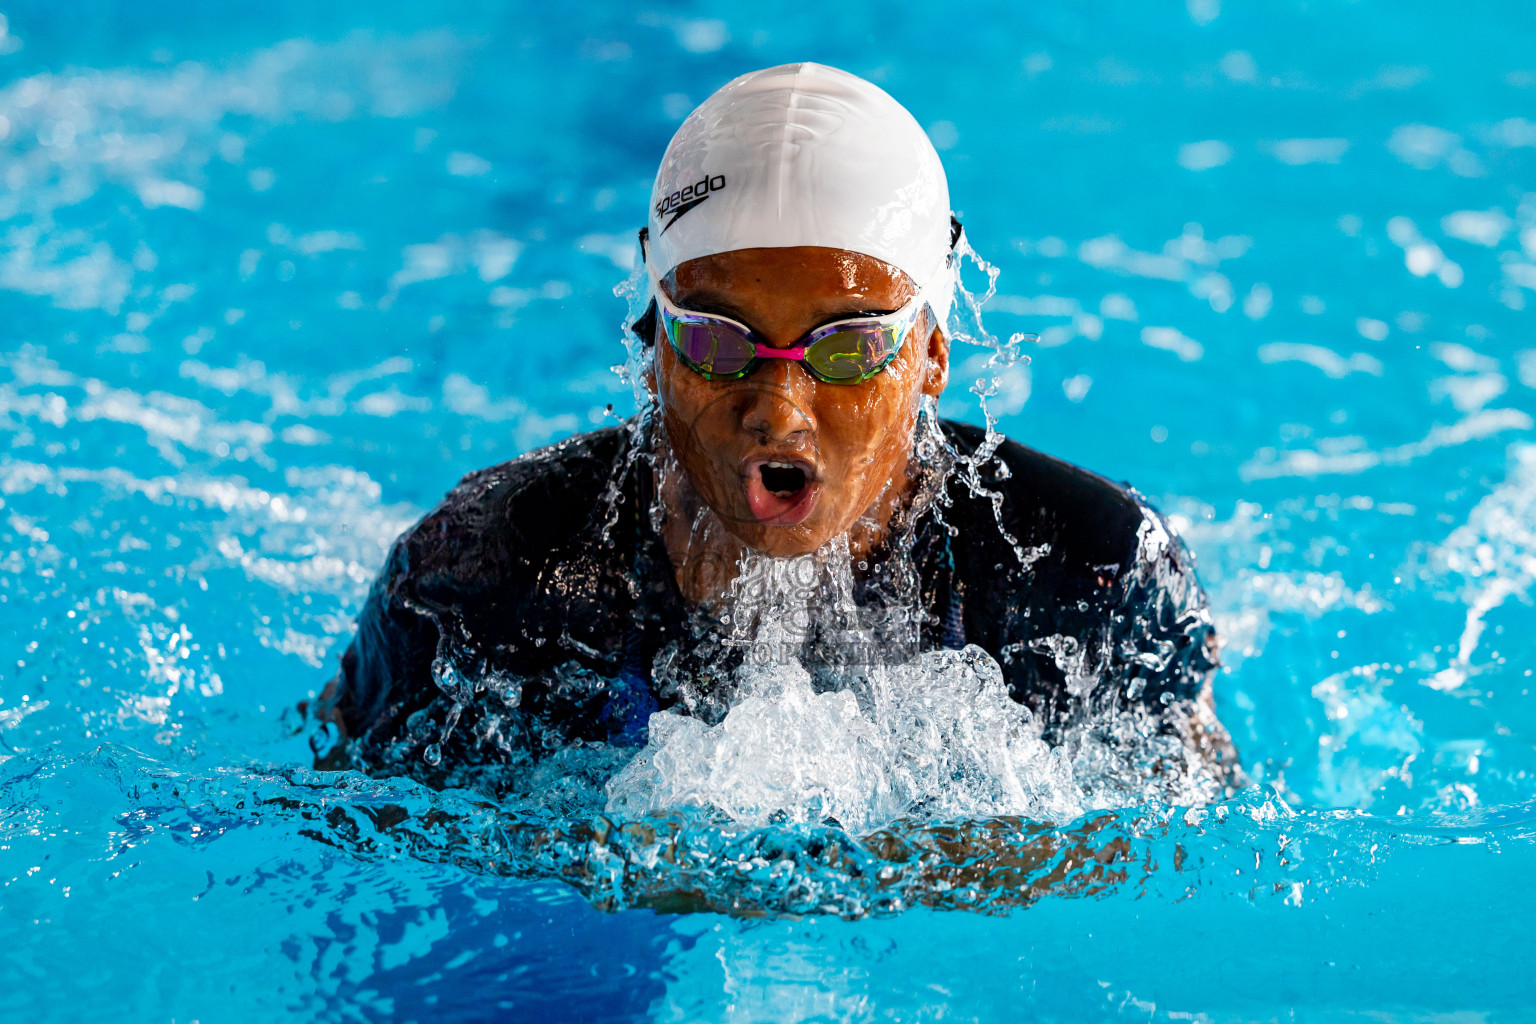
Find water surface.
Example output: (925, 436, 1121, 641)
(2, 0, 1535, 1019)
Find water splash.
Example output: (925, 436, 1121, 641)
(95, 745, 1398, 921)
(938, 234, 1046, 570)
(359, 233, 1232, 840)
(605, 543, 1226, 832)
(606, 641, 1084, 833)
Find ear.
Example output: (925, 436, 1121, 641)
(637, 301, 660, 394)
(920, 321, 949, 398)
(644, 337, 662, 396)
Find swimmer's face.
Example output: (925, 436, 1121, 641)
(651, 246, 949, 558)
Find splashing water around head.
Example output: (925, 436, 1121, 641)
(373, 228, 1223, 836)
(584, 233, 1229, 833)
(605, 547, 1087, 833)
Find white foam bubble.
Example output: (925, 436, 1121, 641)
(604, 542, 1227, 832)
(606, 644, 1084, 833)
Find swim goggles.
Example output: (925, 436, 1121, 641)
(633, 225, 958, 385)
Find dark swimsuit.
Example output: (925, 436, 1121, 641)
(319, 418, 1219, 785)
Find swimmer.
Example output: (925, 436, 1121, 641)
(312, 63, 1240, 797)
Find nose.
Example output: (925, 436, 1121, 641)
(737, 362, 816, 444)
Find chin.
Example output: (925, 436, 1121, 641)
(728, 509, 848, 558)
(731, 524, 822, 558)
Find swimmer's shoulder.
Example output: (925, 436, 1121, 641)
(438, 423, 628, 524)
(938, 418, 1155, 572)
(392, 424, 633, 595)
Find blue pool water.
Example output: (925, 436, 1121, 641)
(3, 0, 1536, 1018)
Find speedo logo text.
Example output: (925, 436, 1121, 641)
(656, 173, 726, 232)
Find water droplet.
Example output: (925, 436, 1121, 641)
(423, 743, 442, 766)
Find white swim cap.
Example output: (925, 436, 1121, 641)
(647, 62, 956, 331)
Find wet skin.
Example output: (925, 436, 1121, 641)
(649, 246, 950, 587)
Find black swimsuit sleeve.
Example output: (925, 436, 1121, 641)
(941, 421, 1219, 728)
(321, 534, 442, 748)
(1101, 503, 1220, 713)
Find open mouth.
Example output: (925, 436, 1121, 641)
(742, 456, 819, 525)
(761, 461, 806, 496)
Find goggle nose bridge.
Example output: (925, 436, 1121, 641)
(755, 343, 806, 360)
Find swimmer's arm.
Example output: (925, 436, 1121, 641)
(308, 542, 442, 767)
(613, 814, 1140, 916)
(290, 806, 1144, 918)
(1135, 623, 1243, 794)
(1181, 657, 1246, 794)
(1112, 518, 1245, 793)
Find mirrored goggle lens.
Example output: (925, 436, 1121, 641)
(803, 326, 900, 381)
(668, 317, 756, 376)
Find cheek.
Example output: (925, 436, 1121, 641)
(656, 352, 705, 456)
(816, 349, 926, 473)
(656, 347, 706, 427)
(656, 348, 737, 472)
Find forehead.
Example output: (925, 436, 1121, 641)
(667, 246, 915, 303)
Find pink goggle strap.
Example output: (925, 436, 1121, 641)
(753, 343, 806, 360)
